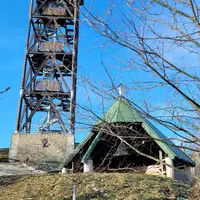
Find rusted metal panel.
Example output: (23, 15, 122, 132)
(39, 42, 64, 52)
(35, 80, 61, 91)
(43, 7, 66, 16)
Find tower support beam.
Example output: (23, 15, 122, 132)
(70, 0, 80, 135)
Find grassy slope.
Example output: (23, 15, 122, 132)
(0, 173, 192, 200)
(0, 149, 9, 162)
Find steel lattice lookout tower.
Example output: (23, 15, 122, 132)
(16, 0, 83, 134)
(9, 0, 84, 163)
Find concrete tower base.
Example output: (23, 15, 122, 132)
(9, 133, 74, 164)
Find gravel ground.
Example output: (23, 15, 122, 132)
(0, 162, 45, 176)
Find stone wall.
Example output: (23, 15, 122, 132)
(9, 133, 74, 164)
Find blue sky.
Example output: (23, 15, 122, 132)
(0, 0, 113, 147)
(0, 0, 177, 147)
(0, 0, 30, 147)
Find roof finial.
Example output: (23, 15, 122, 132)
(118, 84, 123, 96)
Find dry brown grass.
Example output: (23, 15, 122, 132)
(190, 180, 200, 200)
(0, 173, 192, 200)
(0, 148, 9, 162)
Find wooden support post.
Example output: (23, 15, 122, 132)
(83, 159, 94, 173)
(62, 167, 68, 174)
(185, 166, 192, 175)
(165, 157, 175, 179)
(184, 166, 193, 182)
(159, 150, 164, 175)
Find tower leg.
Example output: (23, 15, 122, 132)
(70, 0, 80, 135)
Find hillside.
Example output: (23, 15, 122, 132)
(0, 149, 9, 162)
(0, 173, 194, 200)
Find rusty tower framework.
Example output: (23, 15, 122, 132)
(16, 0, 83, 134)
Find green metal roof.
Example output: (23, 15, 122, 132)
(58, 132, 95, 170)
(95, 97, 195, 166)
(95, 97, 143, 125)
(81, 131, 103, 163)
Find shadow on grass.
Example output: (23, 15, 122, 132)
(0, 175, 24, 187)
(63, 191, 107, 200)
(62, 185, 173, 200)
(64, 195, 173, 200)
(63, 183, 185, 200)
(145, 199, 170, 200)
